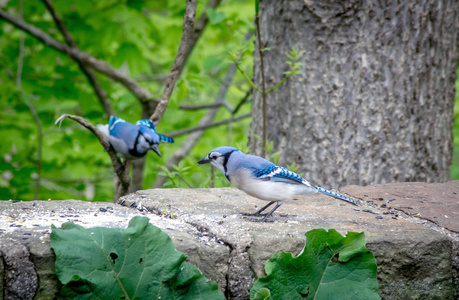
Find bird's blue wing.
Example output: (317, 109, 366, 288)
(108, 116, 138, 138)
(253, 165, 312, 186)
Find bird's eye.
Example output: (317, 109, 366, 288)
(142, 133, 153, 144)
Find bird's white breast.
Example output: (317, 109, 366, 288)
(108, 136, 133, 159)
(229, 168, 317, 201)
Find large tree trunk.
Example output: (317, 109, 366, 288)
(249, 0, 459, 188)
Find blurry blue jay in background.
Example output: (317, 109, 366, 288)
(97, 116, 173, 160)
(198, 146, 359, 222)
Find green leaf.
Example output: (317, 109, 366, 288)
(251, 229, 380, 300)
(51, 216, 224, 299)
(252, 287, 272, 300)
(159, 165, 174, 177)
(207, 8, 226, 25)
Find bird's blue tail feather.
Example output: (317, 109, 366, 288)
(159, 134, 174, 143)
(316, 186, 359, 206)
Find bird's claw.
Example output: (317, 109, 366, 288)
(241, 216, 274, 223)
(116, 165, 125, 176)
(240, 212, 268, 217)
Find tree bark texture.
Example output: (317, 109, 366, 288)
(249, 0, 459, 188)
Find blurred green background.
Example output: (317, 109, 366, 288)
(0, 0, 458, 202)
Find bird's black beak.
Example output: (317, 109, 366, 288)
(197, 157, 210, 164)
(151, 144, 161, 157)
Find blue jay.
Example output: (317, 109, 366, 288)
(97, 116, 173, 160)
(198, 146, 359, 222)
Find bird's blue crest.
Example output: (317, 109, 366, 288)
(209, 146, 240, 155)
(136, 119, 157, 132)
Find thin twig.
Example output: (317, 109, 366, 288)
(150, 0, 197, 123)
(232, 89, 252, 115)
(0, 9, 154, 103)
(165, 113, 250, 137)
(179, 101, 233, 112)
(233, 60, 262, 93)
(255, 11, 267, 158)
(266, 73, 294, 93)
(179, 88, 251, 114)
(179, 103, 226, 110)
(41, 0, 114, 116)
(176, 173, 193, 188)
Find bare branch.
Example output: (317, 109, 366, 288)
(232, 89, 252, 115)
(166, 113, 250, 138)
(0, 9, 155, 103)
(40, 0, 76, 48)
(41, 0, 114, 116)
(179, 89, 251, 114)
(55, 114, 111, 148)
(151, 0, 197, 123)
(55, 114, 131, 201)
(255, 12, 267, 158)
(179, 102, 233, 111)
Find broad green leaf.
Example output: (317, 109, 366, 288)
(251, 229, 380, 300)
(51, 216, 224, 299)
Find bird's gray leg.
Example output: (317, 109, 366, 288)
(259, 201, 283, 222)
(243, 201, 283, 222)
(241, 201, 276, 217)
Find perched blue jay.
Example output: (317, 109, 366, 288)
(198, 146, 359, 222)
(97, 116, 173, 160)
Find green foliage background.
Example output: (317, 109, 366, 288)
(0, 0, 458, 202)
(0, 0, 254, 201)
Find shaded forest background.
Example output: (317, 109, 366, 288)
(0, 0, 458, 202)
